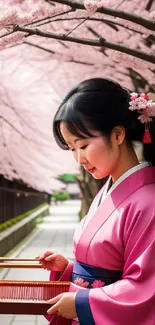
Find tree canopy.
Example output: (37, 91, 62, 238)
(0, 0, 154, 193)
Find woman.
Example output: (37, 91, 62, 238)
(38, 78, 155, 325)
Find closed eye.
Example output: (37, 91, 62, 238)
(69, 145, 87, 151)
(80, 145, 87, 150)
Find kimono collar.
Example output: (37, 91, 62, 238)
(76, 165, 155, 262)
(99, 161, 150, 206)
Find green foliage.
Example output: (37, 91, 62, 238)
(0, 203, 46, 232)
(59, 173, 78, 183)
(52, 191, 70, 201)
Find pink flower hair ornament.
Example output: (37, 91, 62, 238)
(129, 92, 155, 144)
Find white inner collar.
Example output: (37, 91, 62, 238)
(101, 161, 151, 203)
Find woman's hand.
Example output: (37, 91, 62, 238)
(47, 292, 77, 319)
(35, 250, 69, 272)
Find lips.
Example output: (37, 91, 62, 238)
(83, 166, 95, 173)
(88, 168, 95, 173)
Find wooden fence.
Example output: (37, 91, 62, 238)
(0, 176, 48, 223)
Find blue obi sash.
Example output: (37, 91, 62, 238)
(72, 261, 123, 288)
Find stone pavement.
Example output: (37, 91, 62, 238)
(0, 200, 80, 325)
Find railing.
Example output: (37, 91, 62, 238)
(0, 176, 48, 223)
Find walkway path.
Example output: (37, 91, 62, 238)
(0, 200, 80, 325)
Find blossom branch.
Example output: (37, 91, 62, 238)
(0, 30, 14, 39)
(146, 0, 154, 11)
(51, 0, 155, 32)
(128, 68, 155, 93)
(25, 8, 73, 28)
(0, 116, 29, 140)
(25, 41, 55, 54)
(44, 0, 55, 6)
(25, 41, 93, 65)
(12, 25, 155, 64)
(65, 17, 88, 36)
(49, 16, 147, 35)
(115, 0, 125, 9)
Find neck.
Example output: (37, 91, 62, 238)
(111, 143, 139, 183)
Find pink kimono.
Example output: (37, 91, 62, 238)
(48, 166, 155, 325)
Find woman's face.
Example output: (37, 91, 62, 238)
(60, 123, 122, 180)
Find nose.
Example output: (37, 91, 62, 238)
(74, 149, 87, 165)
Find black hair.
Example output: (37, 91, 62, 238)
(53, 78, 155, 166)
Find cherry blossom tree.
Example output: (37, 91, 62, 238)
(0, 0, 154, 208)
(0, 0, 155, 70)
(0, 54, 79, 193)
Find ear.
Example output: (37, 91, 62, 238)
(112, 126, 126, 145)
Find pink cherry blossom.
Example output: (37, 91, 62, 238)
(84, 0, 98, 15)
(149, 11, 155, 20)
(140, 93, 149, 100)
(0, 0, 154, 192)
(130, 92, 138, 100)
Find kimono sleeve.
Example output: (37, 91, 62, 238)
(49, 260, 74, 281)
(75, 203, 155, 325)
(45, 261, 74, 322)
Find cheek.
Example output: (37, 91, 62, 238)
(95, 145, 117, 167)
(103, 147, 120, 172)
(94, 144, 111, 159)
